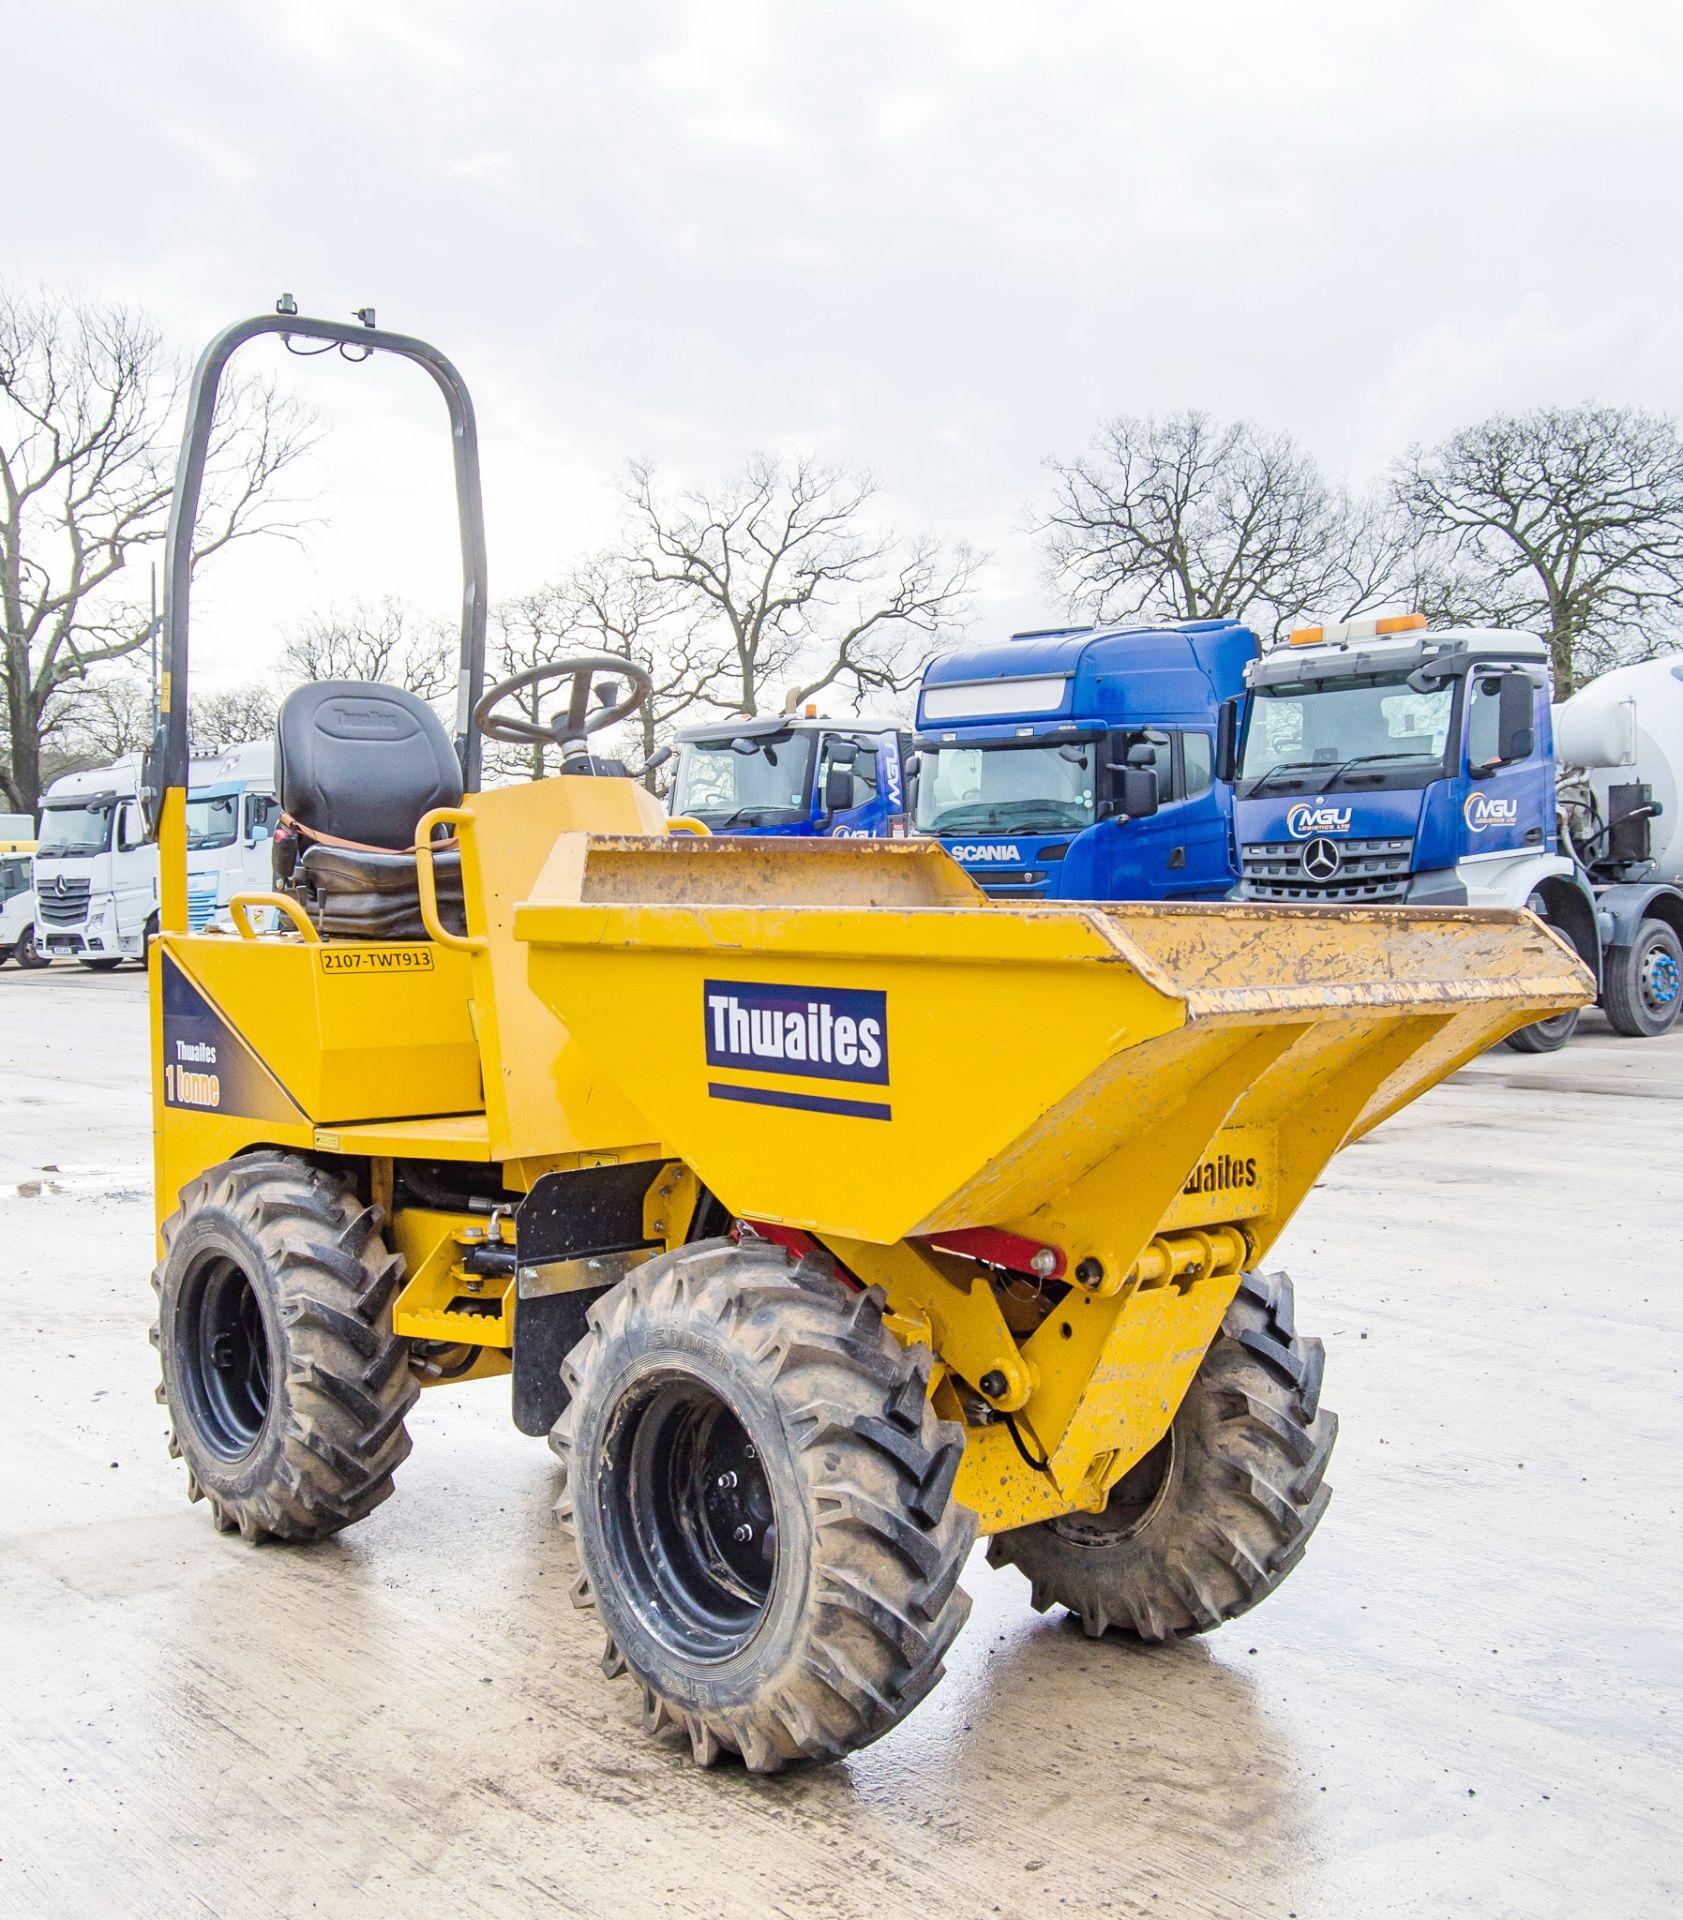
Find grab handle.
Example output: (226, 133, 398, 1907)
(229, 892, 320, 943)
(665, 815, 713, 836)
(414, 807, 487, 953)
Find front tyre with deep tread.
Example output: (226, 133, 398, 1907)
(552, 1237, 977, 1772)
(152, 1154, 418, 1541)
(987, 1270, 1335, 1641)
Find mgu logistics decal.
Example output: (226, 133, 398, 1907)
(1286, 802, 1351, 838)
(704, 979, 891, 1121)
(1463, 789, 1520, 832)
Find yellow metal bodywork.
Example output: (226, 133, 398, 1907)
(514, 833, 1590, 1527)
(153, 781, 1591, 1533)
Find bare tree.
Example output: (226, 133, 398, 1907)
(191, 683, 280, 755)
(623, 454, 980, 717)
(1040, 410, 1378, 642)
(1394, 407, 1683, 692)
(0, 286, 317, 809)
(54, 669, 152, 768)
(280, 595, 453, 700)
(487, 558, 713, 786)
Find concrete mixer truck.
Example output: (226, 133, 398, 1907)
(1551, 654, 1683, 1038)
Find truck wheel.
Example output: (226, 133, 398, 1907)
(986, 1270, 1335, 1640)
(152, 1154, 417, 1541)
(80, 956, 124, 972)
(1502, 1007, 1580, 1053)
(14, 926, 49, 969)
(1602, 919, 1683, 1038)
(552, 1238, 976, 1771)
(1505, 891, 1583, 1052)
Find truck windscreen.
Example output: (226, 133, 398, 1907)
(37, 803, 114, 856)
(915, 741, 1097, 835)
(672, 734, 816, 824)
(1240, 674, 1453, 791)
(186, 794, 240, 851)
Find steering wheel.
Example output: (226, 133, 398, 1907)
(472, 654, 652, 749)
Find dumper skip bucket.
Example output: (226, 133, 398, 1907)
(514, 837, 1590, 1266)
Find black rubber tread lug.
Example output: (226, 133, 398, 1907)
(988, 1265, 1335, 1645)
(153, 1152, 416, 1546)
(553, 1238, 976, 1772)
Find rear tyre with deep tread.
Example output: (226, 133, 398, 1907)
(552, 1236, 977, 1772)
(1602, 919, 1683, 1038)
(986, 1270, 1335, 1641)
(151, 1153, 417, 1542)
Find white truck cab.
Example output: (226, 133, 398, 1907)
(34, 742, 279, 967)
(185, 740, 279, 932)
(34, 758, 155, 967)
(0, 814, 47, 969)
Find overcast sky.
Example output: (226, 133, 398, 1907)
(10, 1, 1683, 697)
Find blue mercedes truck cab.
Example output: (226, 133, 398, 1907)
(910, 620, 1259, 899)
(666, 713, 909, 837)
(1223, 613, 1683, 1048)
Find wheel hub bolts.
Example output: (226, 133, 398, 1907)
(732, 1523, 753, 1543)
(715, 1470, 737, 1490)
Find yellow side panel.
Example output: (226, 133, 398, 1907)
(159, 935, 483, 1122)
(452, 781, 669, 1162)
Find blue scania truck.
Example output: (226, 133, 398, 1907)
(1222, 614, 1683, 1048)
(666, 712, 909, 838)
(909, 619, 1259, 900)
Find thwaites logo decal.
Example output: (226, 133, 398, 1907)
(1182, 1148, 1259, 1197)
(1463, 789, 1520, 832)
(704, 979, 891, 1120)
(161, 952, 305, 1122)
(1286, 801, 1351, 838)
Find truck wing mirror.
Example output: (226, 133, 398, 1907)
(1497, 671, 1534, 762)
(1215, 698, 1239, 784)
(1119, 766, 1159, 820)
(823, 763, 854, 813)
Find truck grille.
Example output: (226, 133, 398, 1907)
(188, 880, 218, 932)
(1241, 837, 1413, 903)
(36, 876, 91, 925)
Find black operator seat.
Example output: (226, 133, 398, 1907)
(273, 681, 468, 941)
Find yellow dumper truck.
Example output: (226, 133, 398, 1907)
(146, 311, 1590, 1771)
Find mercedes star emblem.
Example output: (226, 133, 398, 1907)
(1302, 837, 1342, 881)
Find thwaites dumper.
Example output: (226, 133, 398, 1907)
(147, 313, 1591, 1772)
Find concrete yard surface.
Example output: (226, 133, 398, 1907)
(1, 967, 1679, 1919)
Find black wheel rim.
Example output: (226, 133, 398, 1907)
(598, 1369, 778, 1663)
(1047, 1430, 1175, 1549)
(178, 1252, 273, 1461)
